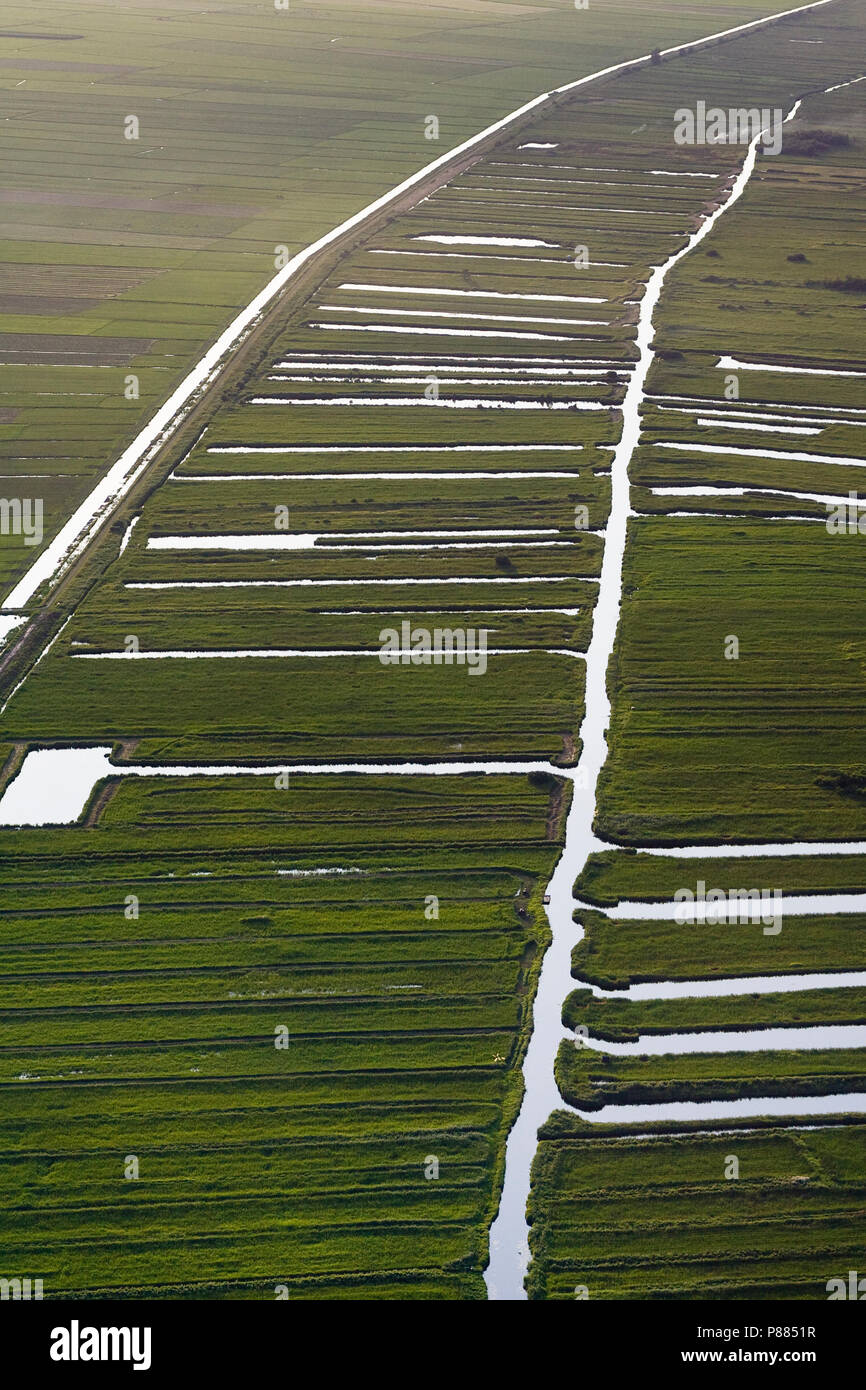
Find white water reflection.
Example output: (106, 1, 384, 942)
(267, 375, 613, 386)
(590, 971, 866, 1002)
(657, 441, 866, 468)
(368, 249, 583, 265)
(651, 486, 861, 508)
(128, 576, 586, 590)
(317, 323, 581, 343)
(146, 528, 569, 552)
(581, 1094, 866, 1123)
(648, 393, 866, 419)
(604, 893, 866, 920)
(639, 840, 866, 858)
(0, 748, 559, 827)
(73, 646, 583, 662)
(207, 444, 583, 455)
(0, 616, 25, 649)
(413, 235, 560, 248)
(0, 747, 113, 826)
(249, 395, 605, 410)
(696, 418, 822, 435)
(337, 283, 606, 305)
(476, 173, 697, 191)
(582, 1025, 866, 1054)
(118, 516, 141, 555)
(656, 404, 866, 426)
(176, 471, 584, 481)
(317, 304, 604, 326)
(717, 355, 866, 379)
(271, 360, 623, 374)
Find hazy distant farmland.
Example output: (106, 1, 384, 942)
(0, 0, 802, 602)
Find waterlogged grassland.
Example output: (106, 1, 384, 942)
(0, 772, 567, 1298)
(527, 1122, 866, 1299)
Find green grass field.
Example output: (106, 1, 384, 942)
(0, 771, 567, 1297)
(527, 1120, 866, 1299)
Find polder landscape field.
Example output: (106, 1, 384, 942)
(0, 0, 865, 1319)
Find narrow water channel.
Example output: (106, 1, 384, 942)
(484, 105, 806, 1302)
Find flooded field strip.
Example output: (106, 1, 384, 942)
(425, 200, 686, 217)
(335, 283, 608, 304)
(604, 893, 866, 919)
(368, 249, 630, 267)
(247, 395, 607, 409)
(205, 444, 586, 453)
(647, 393, 866, 416)
(314, 607, 582, 616)
(656, 511, 825, 521)
(642, 840, 866, 857)
(655, 442, 866, 467)
(118, 516, 141, 555)
(650, 486, 866, 507)
(71, 648, 588, 662)
(654, 405, 866, 427)
(172, 472, 585, 482)
(584, 1026, 866, 1054)
(472, 174, 715, 190)
(655, 402, 866, 418)
(314, 305, 610, 326)
(693, 419, 823, 434)
(126, 577, 591, 590)
(591, 971, 866, 1002)
(717, 354, 866, 377)
(270, 361, 626, 373)
(308, 325, 579, 341)
(265, 376, 613, 385)
(579, 1095, 866, 1124)
(145, 533, 580, 554)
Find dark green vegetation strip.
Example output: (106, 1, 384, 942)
(572, 908, 866, 989)
(556, 1043, 866, 1111)
(527, 1122, 866, 1299)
